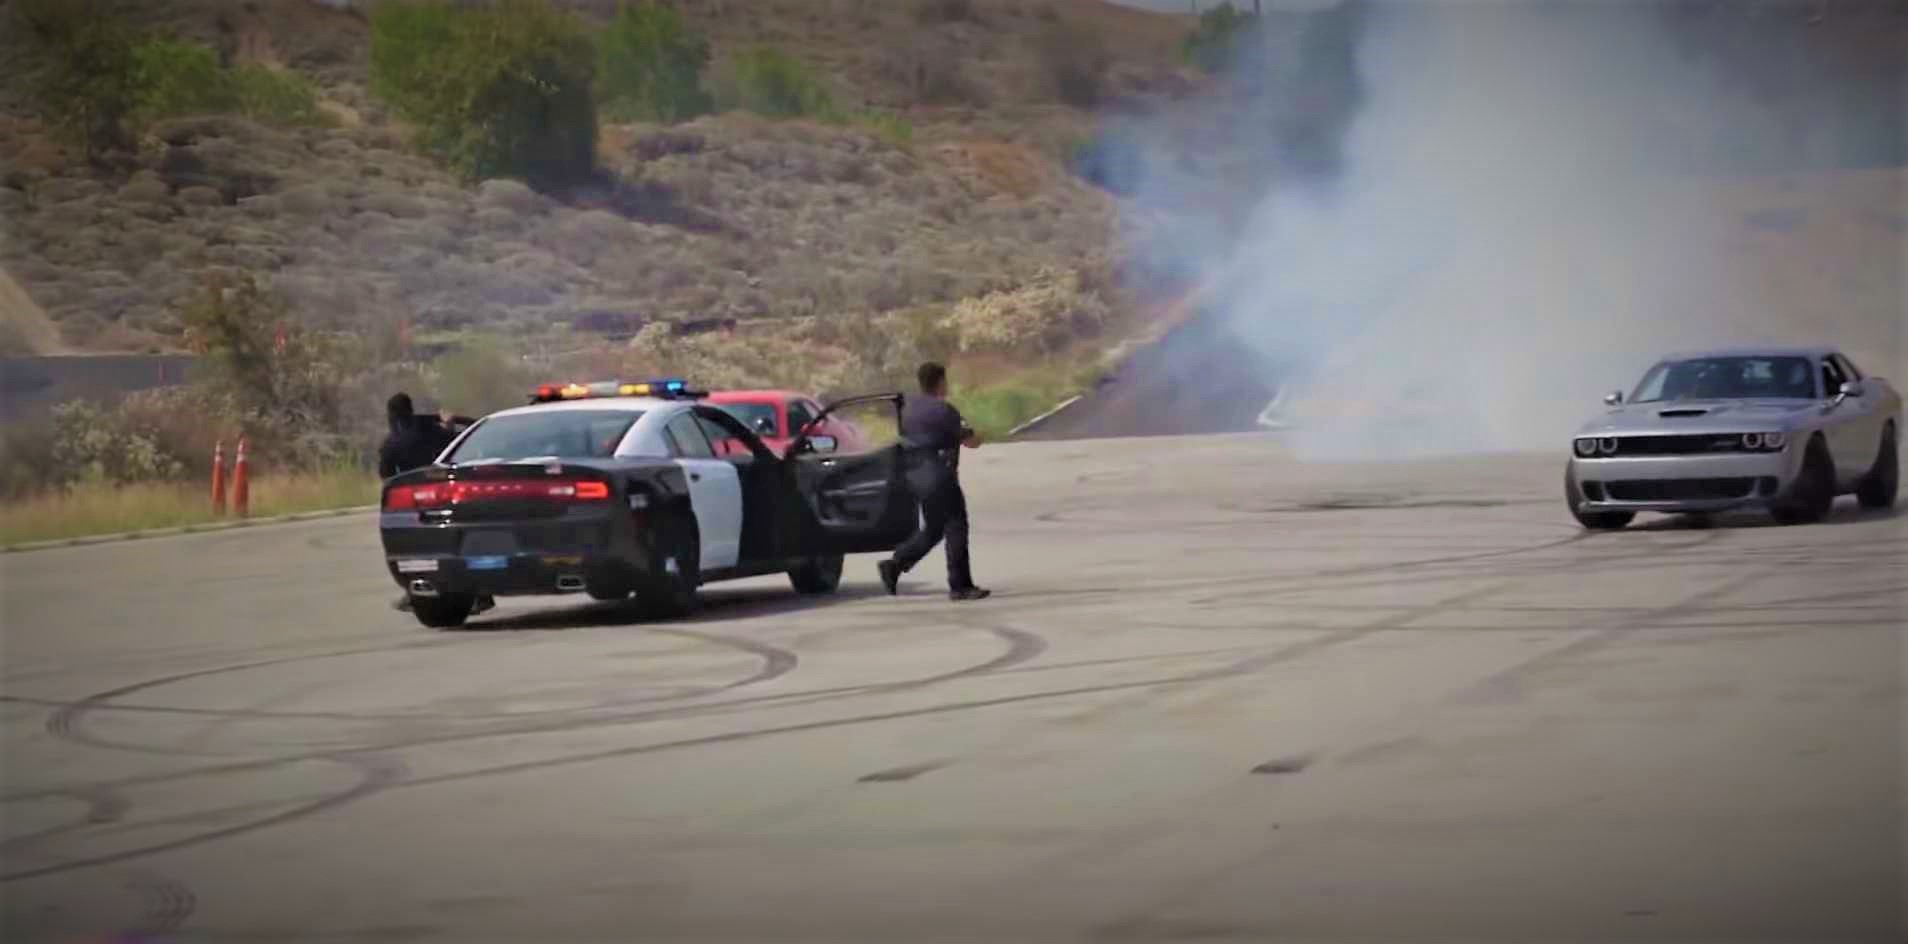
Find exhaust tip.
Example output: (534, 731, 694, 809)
(408, 579, 439, 597)
(555, 575, 586, 592)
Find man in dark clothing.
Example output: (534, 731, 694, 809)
(878, 363, 991, 601)
(379, 392, 492, 614)
(379, 393, 467, 479)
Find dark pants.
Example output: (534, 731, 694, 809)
(891, 463, 972, 591)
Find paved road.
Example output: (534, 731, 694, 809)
(2, 435, 1902, 942)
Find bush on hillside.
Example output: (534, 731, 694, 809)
(430, 336, 536, 417)
(180, 273, 358, 464)
(1182, 3, 1256, 75)
(230, 64, 328, 126)
(15, 0, 141, 159)
(1036, 20, 1110, 108)
(944, 266, 1109, 355)
(47, 399, 189, 487)
(598, 1, 714, 124)
(370, 0, 598, 189)
(716, 47, 838, 120)
(131, 37, 232, 118)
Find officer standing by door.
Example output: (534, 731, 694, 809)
(879, 363, 991, 601)
(380, 392, 493, 615)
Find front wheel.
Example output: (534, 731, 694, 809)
(1855, 424, 1898, 510)
(788, 554, 845, 594)
(640, 519, 700, 620)
(1566, 464, 1634, 531)
(1771, 438, 1836, 525)
(412, 593, 475, 629)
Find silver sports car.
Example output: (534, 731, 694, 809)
(1565, 347, 1901, 529)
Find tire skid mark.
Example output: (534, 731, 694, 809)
(0, 753, 403, 883)
(30, 626, 802, 758)
(1, 623, 1044, 806)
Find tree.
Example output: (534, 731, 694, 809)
(15, 0, 140, 160)
(1182, 2, 1256, 75)
(370, 0, 599, 190)
(598, 1, 714, 124)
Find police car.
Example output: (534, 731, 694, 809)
(379, 379, 916, 628)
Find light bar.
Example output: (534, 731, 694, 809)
(530, 378, 705, 403)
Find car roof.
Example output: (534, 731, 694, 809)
(480, 397, 685, 420)
(1658, 346, 1838, 361)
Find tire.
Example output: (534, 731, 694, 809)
(1771, 437, 1836, 525)
(587, 583, 630, 603)
(1855, 424, 1898, 511)
(412, 593, 475, 629)
(640, 517, 700, 620)
(788, 553, 845, 595)
(1566, 464, 1634, 531)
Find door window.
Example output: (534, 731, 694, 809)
(664, 413, 715, 459)
(786, 400, 817, 438)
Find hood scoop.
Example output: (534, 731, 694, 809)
(1658, 408, 1711, 418)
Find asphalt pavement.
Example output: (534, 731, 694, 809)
(2, 435, 1902, 942)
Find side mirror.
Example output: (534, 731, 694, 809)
(808, 435, 838, 455)
(1839, 379, 1866, 399)
(1604, 390, 1625, 406)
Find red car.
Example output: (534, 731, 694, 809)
(706, 390, 870, 457)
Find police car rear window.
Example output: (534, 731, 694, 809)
(446, 411, 644, 463)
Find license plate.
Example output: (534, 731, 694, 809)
(395, 559, 439, 574)
(465, 555, 510, 571)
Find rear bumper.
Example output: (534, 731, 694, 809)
(385, 552, 643, 597)
(379, 508, 649, 597)
(1568, 449, 1803, 513)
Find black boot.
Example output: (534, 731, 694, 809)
(949, 586, 991, 602)
(878, 560, 900, 595)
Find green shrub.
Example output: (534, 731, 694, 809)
(1182, 3, 1256, 75)
(852, 111, 914, 150)
(430, 336, 535, 417)
(1036, 19, 1109, 107)
(130, 37, 233, 118)
(15, 0, 140, 158)
(598, 0, 714, 124)
(370, 0, 599, 189)
(717, 47, 838, 120)
(231, 63, 327, 126)
(48, 400, 188, 487)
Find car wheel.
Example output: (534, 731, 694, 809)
(1855, 423, 1898, 511)
(1566, 464, 1634, 531)
(412, 593, 475, 629)
(1771, 436, 1836, 525)
(640, 517, 700, 620)
(587, 583, 631, 603)
(788, 553, 845, 595)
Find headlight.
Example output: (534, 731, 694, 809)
(1597, 437, 1619, 456)
(1761, 430, 1787, 450)
(1574, 438, 1597, 457)
(1741, 432, 1763, 450)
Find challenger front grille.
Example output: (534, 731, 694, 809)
(1610, 435, 1750, 456)
(1605, 478, 1757, 501)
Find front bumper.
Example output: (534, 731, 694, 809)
(1568, 448, 1803, 512)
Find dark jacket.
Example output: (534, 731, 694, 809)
(378, 415, 460, 478)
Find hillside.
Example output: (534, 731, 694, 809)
(0, 0, 1197, 356)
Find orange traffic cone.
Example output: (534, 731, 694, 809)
(232, 437, 251, 518)
(211, 440, 227, 515)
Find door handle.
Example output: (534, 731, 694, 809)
(820, 459, 837, 468)
(690, 472, 701, 482)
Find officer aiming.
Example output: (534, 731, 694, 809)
(879, 363, 991, 601)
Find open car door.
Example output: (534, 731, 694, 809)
(787, 393, 916, 555)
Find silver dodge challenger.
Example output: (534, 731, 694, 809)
(1566, 347, 1901, 529)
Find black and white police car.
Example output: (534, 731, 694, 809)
(380, 379, 916, 628)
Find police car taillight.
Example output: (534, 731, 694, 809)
(383, 480, 609, 510)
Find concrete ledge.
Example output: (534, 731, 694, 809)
(3, 505, 377, 554)
(1008, 395, 1084, 438)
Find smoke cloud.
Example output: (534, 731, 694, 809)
(1124, 0, 1905, 459)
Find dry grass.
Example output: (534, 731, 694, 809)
(0, 466, 378, 546)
